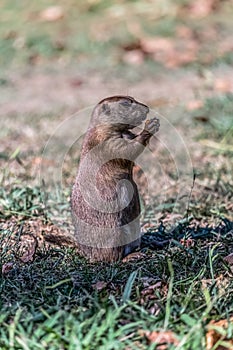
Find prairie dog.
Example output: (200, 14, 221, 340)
(71, 96, 160, 262)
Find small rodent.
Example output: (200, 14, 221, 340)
(71, 95, 160, 262)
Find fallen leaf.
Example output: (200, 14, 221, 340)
(127, 36, 198, 68)
(180, 238, 195, 247)
(140, 282, 162, 306)
(140, 37, 174, 54)
(224, 253, 233, 265)
(92, 281, 107, 291)
(200, 27, 218, 41)
(2, 262, 14, 275)
(189, 0, 216, 18)
(122, 252, 145, 262)
(18, 234, 37, 263)
(141, 282, 162, 295)
(206, 317, 233, 350)
(214, 79, 232, 93)
(176, 25, 194, 39)
(122, 41, 142, 51)
(186, 100, 204, 111)
(122, 50, 144, 65)
(40, 6, 64, 22)
(146, 38, 198, 68)
(219, 37, 233, 55)
(28, 53, 42, 65)
(201, 275, 230, 292)
(139, 330, 179, 349)
(201, 278, 212, 290)
(31, 157, 56, 166)
(165, 49, 197, 68)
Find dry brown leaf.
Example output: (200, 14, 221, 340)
(140, 37, 174, 54)
(140, 282, 162, 308)
(214, 79, 232, 93)
(201, 275, 230, 296)
(122, 50, 144, 65)
(186, 100, 204, 111)
(206, 317, 233, 350)
(141, 36, 198, 68)
(161, 214, 183, 224)
(18, 234, 38, 263)
(180, 238, 195, 248)
(201, 278, 212, 290)
(122, 252, 145, 262)
(176, 25, 194, 39)
(31, 157, 56, 166)
(201, 27, 218, 41)
(219, 37, 233, 55)
(140, 330, 179, 349)
(139, 281, 165, 316)
(92, 281, 107, 291)
(189, 0, 216, 18)
(165, 49, 197, 68)
(141, 282, 162, 296)
(1, 217, 73, 251)
(40, 6, 64, 22)
(224, 253, 233, 265)
(2, 262, 14, 275)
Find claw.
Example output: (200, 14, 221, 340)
(144, 117, 160, 134)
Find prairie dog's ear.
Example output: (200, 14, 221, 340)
(101, 103, 111, 115)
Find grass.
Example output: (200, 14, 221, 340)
(0, 182, 233, 348)
(193, 94, 233, 143)
(1, 0, 233, 71)
(0, 226, 233, 349)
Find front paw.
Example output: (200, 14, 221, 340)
(144, 117, 160, 134)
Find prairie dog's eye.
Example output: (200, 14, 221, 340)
(120, 99, 133, 107)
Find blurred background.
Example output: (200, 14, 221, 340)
(0, 0, 233, 224)
(1, 0, 233, 111)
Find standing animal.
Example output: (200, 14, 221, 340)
(71, 95, 160, 262)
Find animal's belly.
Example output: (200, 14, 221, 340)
(71, 178, 140, 228)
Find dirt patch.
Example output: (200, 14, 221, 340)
(1, 65, 232, 118)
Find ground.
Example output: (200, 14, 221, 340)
(0, 1, 233, 349)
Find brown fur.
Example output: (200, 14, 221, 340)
(71, 96, 159, 262)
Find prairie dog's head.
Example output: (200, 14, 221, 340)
(91, 96, 149, 129)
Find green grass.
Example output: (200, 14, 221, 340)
(0, 227, 233, 349)
(0, 184, 233, 348)
(193, 94, 233, 142)
(0, 187, 43, 219)
(0, 0, 232, 71)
